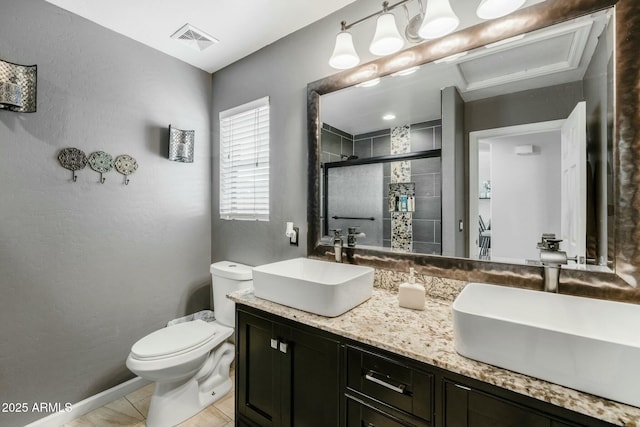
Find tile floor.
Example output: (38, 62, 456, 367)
(62, 370, 234, 427)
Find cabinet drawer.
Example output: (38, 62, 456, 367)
(346, 346, 433, 423)
(347, 396, 413, 427)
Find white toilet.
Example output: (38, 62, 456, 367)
(126, 261, 253, 427)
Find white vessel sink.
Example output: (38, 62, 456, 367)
(252, 258, 374, 317)
(452, 283, 640, 407)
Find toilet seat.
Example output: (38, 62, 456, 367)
(130, 320, 230, 361)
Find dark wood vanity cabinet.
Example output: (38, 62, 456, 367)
(236, 307, 341, 427)
(345, 345, 434, 427)
(442, 377, 615, 427)
(236, 305, 616, 427)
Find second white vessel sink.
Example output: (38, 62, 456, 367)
(252, 257, 374, 317)
(452, 283, 640, 407)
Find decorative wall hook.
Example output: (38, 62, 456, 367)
(58, 147, 87, 182)
(168, 124, 195, 163)
(0, 59, 36, 113)
(114, 154, 138, 185)
(88, 151, 114, 184)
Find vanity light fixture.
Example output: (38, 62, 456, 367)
(419, 0, 459, 39)
(391, 65, 420, 76)
(484, 34, 526, 49)
(329, 0, 411, 70)
(369, 9, 405, 56)
(433, 51, 468, 63)
(355, 78, 381, 88)
(476, 0, 527, 20)
(329, 0, 525, 70)
(329, 28, 360, 69)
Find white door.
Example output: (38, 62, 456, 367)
(560, 101, 587, 261)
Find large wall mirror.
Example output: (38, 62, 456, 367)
(308, 0, 640, 295)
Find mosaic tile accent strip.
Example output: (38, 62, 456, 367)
(391, 212, 412, 251)
(373, 268, 467, 301)
(391, 125, 410, 154)
(391, 160, 411, 184)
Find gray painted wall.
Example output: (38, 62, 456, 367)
(0, 1, 212, 425)
(211, 1, 382, 266)
(441, 87, 465, 257)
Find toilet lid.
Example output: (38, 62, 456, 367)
(131, 320, 217, 359)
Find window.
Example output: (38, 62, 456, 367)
(219, 96, 270, 221)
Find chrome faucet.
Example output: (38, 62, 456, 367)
(347, 227, 366, 248)
(537, 233, 568, 292)
(332, 229, 344, 263)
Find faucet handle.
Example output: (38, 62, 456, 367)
(537, 233, 562, 251)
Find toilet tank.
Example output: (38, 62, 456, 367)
(210, 261, 253, 327)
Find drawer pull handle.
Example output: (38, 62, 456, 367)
(455, 383, 471, 391)
(365, 371, 406, 394)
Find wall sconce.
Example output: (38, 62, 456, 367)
(168, 124, 195, 163)
(329, 0, 526, 70)
(0, 59, 36, 113)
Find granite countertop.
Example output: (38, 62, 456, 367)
(229, 288, 640, 427)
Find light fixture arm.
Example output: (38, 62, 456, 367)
(341, 0, 412, 31)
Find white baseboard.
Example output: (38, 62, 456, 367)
(25, 377, 151, 427)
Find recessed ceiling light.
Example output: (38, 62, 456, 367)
(382, 113, 396, 120)
(356, 78, 381, 88)
(170, 23, 219, 51)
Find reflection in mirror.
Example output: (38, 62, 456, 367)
(319, 7, 614, 271)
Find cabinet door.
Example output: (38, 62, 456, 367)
(284, 325, 341, 427)
(237, 311, 281, 427)
(444, 381, 551, 427)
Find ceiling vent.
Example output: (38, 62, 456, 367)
(170, 23, 219, 51)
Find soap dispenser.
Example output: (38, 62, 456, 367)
(398, 267, 425, 310)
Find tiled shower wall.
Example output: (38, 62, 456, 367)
(321, 121, 442, 254)
(321, 123, 354, 162)
(369, 121, 442, 254)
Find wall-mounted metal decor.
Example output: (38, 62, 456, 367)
(168, 124, 194, 163)
(87, 151, 114, 184)
(0, 59, 36, 113)
(114, 154, 138, 185)
(58, 147, 87, 182)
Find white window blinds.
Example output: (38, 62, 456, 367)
(219, 96, 270, 221)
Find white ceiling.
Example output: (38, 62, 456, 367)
(43, 0, 358, 73)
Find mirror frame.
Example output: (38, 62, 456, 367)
(307, 0, 640, 300)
